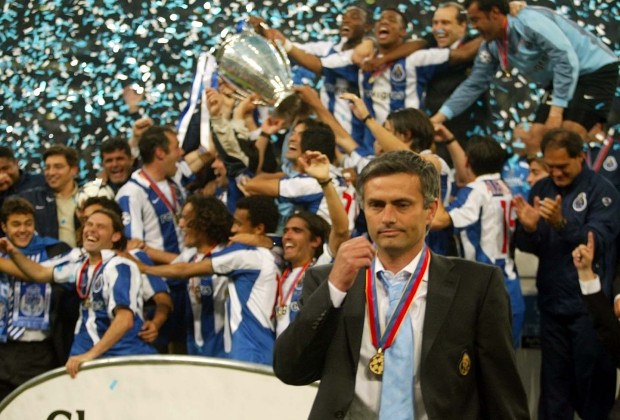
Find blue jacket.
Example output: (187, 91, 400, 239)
(515, 167, 620, 316)
(440, 6, 618, 119)
(19, 185, 79, 241)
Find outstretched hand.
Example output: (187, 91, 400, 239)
(340, 93, 370, 121)
(298, 151, 330, 182)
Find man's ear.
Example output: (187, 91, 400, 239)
(489, 6, 504, 20)
(310, 235, 322, 251)
(253, 223, 266, 236)
(154, 147, 166, 160)
(425, 199, 439, 226)
(111, 231, 122, 245)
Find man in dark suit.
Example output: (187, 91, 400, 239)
(274, 150, 529, 419)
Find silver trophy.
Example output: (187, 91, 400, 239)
(217, 30, 297, 109)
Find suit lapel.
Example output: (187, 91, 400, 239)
(421, 254, 459, 364)
(343, 269, 367, 367)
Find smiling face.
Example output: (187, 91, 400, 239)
(374, 10, 407, 50)
(282, 217, 321, 268)
(44, 154, 77, 194)
(340, 7, 368, 43)
(285, 122, 307, 163)
(363, 173, 437, 263)
(82, 212, 121, 254)
(102, 148, 133, 185)
(543, 147, 584, 188)
(432, 5, 467, 48)
(2, 212, 35, 248)
(0, 157, 20, 193)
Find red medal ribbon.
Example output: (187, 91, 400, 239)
(368, 53, 394, 84)
(495, 18, 510, 75)
(76, 259, 104, 299)
(276, 261, 311, 310)
(140, 170, 180, 218)
(365, 247, 430, 352)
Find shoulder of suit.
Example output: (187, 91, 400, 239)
(434, 254, 497, 274)
(306, 263, 334, 276)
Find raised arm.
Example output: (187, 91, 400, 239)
(360, 39, 427, 72)
(447, 37, 482, 65)
(265, 29, 324, 75)
(299, 151, 350, 255)
(295, 86, 359, 154)
(433, 123, 472, 187)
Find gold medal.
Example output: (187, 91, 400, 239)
(83, 298, 92, 309)
(192, 285, 201, 302)
(277, 305, 288, 317)
(369, 348, 384, 377)
(459, 351, 471, 376)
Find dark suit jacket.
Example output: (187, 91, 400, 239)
(274, 253, 530, 419)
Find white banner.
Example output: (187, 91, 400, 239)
(0, 355, 317, 420)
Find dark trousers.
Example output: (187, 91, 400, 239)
(539, 311, 616, 420)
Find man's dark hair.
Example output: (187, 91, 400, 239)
(465, 136, 507, 176)
(387, 108, 435, 152)
(346, 5, 372, 25)
(287, 211, 331, 260)
(235, 196, 279, 234)
(301, 122, 336, 163)
(381, 7, 408, 30)
(1, 197, 34, 224)
(0, 146, 16, 161)
(82, 196, 123, 218)
(43, 144, 79, 168)
(357, 150, 439, 208)
(541, 128, 584, 158)
(464, 0, 509, 15)
(89, 208, 128, 251)
(101, 137, 132, 158)
(139, 126, 176, 164)
(185, 195, 232, 245)
(438, 2, 467, 24)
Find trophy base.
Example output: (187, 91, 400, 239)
(273, 93, 310, 125)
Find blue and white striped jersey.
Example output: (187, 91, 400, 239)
(49, 249, 156, 357)
(210, 243, 279, 365)
(360, 48, 450, 150)
(116, 166, 188, 254)
(173, 246, 227, 357)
